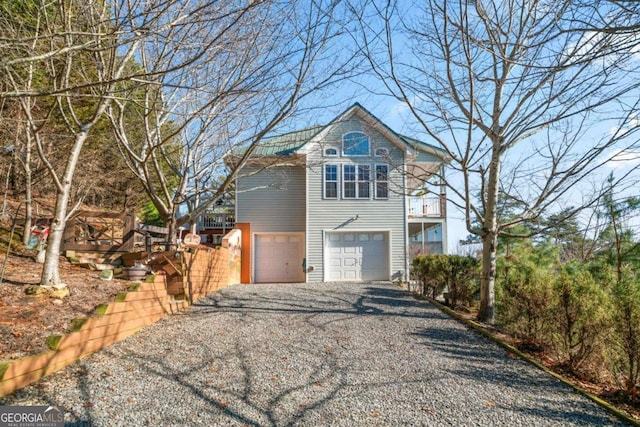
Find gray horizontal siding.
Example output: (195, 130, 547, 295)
(236, 165, 306, 233)
(306, 117, 407, 282)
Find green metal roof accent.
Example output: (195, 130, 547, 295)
(237, 103, 446, 158)
(238, 126, 323, 156)
(397, 134, 447, 156)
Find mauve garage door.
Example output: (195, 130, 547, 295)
(325, 231, 389, 281)
(255, 234, 305, 283)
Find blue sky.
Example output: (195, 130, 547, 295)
(280, 0, 640, 253)
(292, 92, 640, 253)
(289, 94, 470, 251)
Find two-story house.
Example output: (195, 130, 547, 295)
(216, 103, 448, 283)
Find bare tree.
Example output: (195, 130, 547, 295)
(1, 0, 356, 287)
(0, 1, 289, 286)
(106, 0, 357, 245)
(1, 0, 147, 285)
(352, 0, 640, 322)
(0, 1, 47, 244)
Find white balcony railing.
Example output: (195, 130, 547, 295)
(199, 212, 235, 230)
(408, 196, 442, 217)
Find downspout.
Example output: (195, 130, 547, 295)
(403, 156, 410, 284)
(440, 164, 448, 254)
(304, 154, 309, 283)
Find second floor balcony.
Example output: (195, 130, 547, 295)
(408, 195, 445, 218)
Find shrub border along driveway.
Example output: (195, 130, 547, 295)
(1, 281, 637, 426)
(422, 295, 640, 426)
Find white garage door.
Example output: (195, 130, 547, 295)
(325, 232, 389, 281)
(255, 234, 305, 283)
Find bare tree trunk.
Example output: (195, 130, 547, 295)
(479, 231, 498, 323)
(40, 131, 87, 286)
(22, 122, 33, 246)
(23, 182, 32, 245)
(478, 145, 502, 323)
(608, 197, 623, 284)
(189, 186, 200, 235)
(165, 214, 177, 251)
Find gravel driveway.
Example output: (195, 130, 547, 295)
(1, 282, 632, 426)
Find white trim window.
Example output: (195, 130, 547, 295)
(375, 164, 389, 199)
(324, 164, 338, 199)
(375, 147, 389, 157)
(342, 132, 370, 156)
(324, 147, 338, 157)
(343, 164, 370, 199)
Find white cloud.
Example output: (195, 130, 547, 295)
(388, 100, 410, 118)
(610, 113, 640, 134)
(605, 148, 640, 169)
(564, 21, 640, 67)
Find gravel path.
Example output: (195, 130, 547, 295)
(1, 282, 632, 426)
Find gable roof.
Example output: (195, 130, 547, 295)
(397, 134, 445, 158)
(236, 103, 449, 160)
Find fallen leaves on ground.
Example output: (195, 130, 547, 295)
(0, 253, 129, 360)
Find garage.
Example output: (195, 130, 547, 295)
(254, 234, 305, 283)
(325, 231, 389, 281)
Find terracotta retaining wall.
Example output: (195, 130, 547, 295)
(0, 229, 242, 397)
(182, 229, 242, 302)
(182, 248, 229, 301)
(0, 275, 182, 397)
(122, 229, 242, 302)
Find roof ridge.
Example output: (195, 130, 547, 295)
(262, 124, 324, 140)
(396, 133, 447, 154)
(233, 103, 447, 158)
(330, 103, 446, 156)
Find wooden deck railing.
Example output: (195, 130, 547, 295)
(198, 212, 235, 230)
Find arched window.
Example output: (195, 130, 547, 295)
(342, 132, 370, 156)
(375, 147, 389, 157)
(324, 147, 338, 156)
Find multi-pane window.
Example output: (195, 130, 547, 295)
(375, 164, 389, 198)
(343, 132, 370, 156)
(343, 165, 356, 198)
(343, 164, 370, 199)
(358, 165, 371, 198)
(324, 164, 338, 198)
